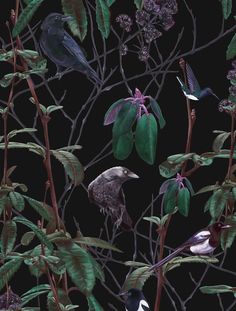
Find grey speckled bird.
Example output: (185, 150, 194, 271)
(88, 166, 139, 230)
(40, 13, 101, 84)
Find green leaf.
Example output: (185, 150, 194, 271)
(23, 196, 52, 222)
(194, 184, 221, 196)
(47, 289, 75, 311)
(12, 0, 45, 37)
(87, 295, 104, 311)
(104, 99, 127, 125)
(177, 187, 190, 217)
(0, 196, 7, 216)
(1, 220, 17, 256)
(96, 0, 111, 39)
(221, 0, 232, 19)
(14, 216, 53, 252)
(88, 254, 105, 282)
(21, 284, 51, 307)
(46, 105, 63, 115)
(122, 266, 153, 291)
(134, 0, 143, 9)
(56, 240, 95, 295)
(221, 215, 236, 249)
(0, 258, 23, 290)
(184, 178, 195, 195)
(226, 33, 236, 60)
(149, 97, 166, 129)
(167, 153, 194, 164)
(9, 191, 25, 212)
(62, 0, 88, 41)
(0, 50, 14, 61)
(28, 245, 51, 277)
(7, 128, 37, 140)
(74, 236, 122, 252)
(163, 182, 178, 214)
(212, 132, 230, 153)
(124, 261, 149, 267)
(209, 189, 227, 219)
(106, 0, 116, 6)
(159, 160, 181, 178)
(21, 231, 35, 246)
(135, 113, 157, 165)
(51, 150, 84, 186)
(143, 216, 160, 225)
(112, 102, 137, 138)
(113, 130, 133, 160)
(200, 284, 234, 295)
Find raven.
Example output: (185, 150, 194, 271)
(40, 13, 101, 84)
(88, 166, 139, 230)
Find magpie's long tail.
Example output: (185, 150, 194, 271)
(150, 246, 186, 271)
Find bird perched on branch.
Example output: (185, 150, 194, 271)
(88, 166, 139, 230)
(120, 288, 150, 311)
(176, 62, 219, 101)
(40, 13, 101, 84)
(150, 222, 231, 270)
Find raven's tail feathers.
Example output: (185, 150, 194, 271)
(87, 67, 103, 85)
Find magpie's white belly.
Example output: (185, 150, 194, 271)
(125, 299, 149, 311)
(190, 238, 214, 254)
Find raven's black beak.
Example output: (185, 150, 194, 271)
(61, 16, 73, 22)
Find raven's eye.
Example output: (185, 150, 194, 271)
(123, 169, 128, 174)
(55, 16, 59, 20)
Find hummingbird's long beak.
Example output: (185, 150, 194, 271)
(211, 91, 219, 100)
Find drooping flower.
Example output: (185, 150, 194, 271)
(116, 14, 133, 32)
(138, 46, 150, 62)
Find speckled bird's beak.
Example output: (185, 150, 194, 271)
(221, 224, 232, 229)
(62, 16, 73, 22)
(128, 172, 139, 179)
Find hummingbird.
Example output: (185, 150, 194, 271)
(176, 62, 219, 101)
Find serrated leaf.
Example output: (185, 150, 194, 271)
(1, 220, 17, 256)
(51, 150, 84, 186)
(194, 184, 221, 196)
(209, 189, 227, 219)
(122, 266, 153, 291)
(21, 284, 51, 307)
(200, 284, 234, 295)
(62, 0, 88, 41)
(96, 0, 110, 39)
(112, 102, 137, 138)
(23, 195, 52, 222)
(14, 216, 53, 252)
(113, 130, 133, 160)
(134, 0, 143, 9)
(149, 97, 166, 129)
(124, 261, 149, 267)
(74, 236, 122, 252)
(0, 258, 23, 290)
(221, 215, 236, 249)
(9, 191, 25, 212)
(135, 113, 157, 165)
(87, 295, 104, 311)
(177, 187, 190, 217)
(28, 245, 51, 277)
(104, 99, 127, 125)
(47, 289, 75, 311)
(159, 160, 181, 178)
(143, 216, 160, 225)
(88, 254, 105, 282)
(56, 240, 95, 295)
(12, 0, 45, 37)
(221, 0, 232, 19)
(227, 33, 236, 60)
(212, 132, 230, 153)
(163, 182, 178, 214)
(21, 231, 35, 246)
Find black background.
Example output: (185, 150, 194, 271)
(0, 0, 236, 310)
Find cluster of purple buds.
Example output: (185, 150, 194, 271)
(0, 289, 22, 310)
(116, 14, 133, 32)
(143, 0, 161, 13)
(218, 99, 236, 114)
(220, 60, 236, 114)
(143, 25, 162, 43)
(138, 46, 150, 62)
(135, 10, 150, 26)
(120, 44, 128, 56)
(125, 88, 150, 118)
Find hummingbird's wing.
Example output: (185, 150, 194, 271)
(186, 63, 201, 94)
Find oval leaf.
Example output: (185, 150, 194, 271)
(149, 97, 166, 129)
(62, 0, 88, 41)
(0, 258, 23, 290)
(159, 160, 181, 178)
(200, 285, 234, 295)
(177, 187, 190, 217)
(112, 102, 137, 138)
(104, 99, 127, 125)
(135, 113, 157, 165)
(87, 295, 104, 311)
(122, 266, 153, 291)
(221, 215, 236, 250)
(209, 189, 228, 219)
(1, 220, 17, 256)
(96, 0, 110, 39)
(113, 130, 133, 160)
(21, 231, 35, 246)
(163, 182, 178, 214)
(221, 0, 232, 19)
(226, 33, 236, 60)
(9, 191, 25, 212)
(212, 132, 230, 153)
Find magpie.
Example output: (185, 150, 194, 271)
(40, 13, 101, 84)
(88, 166, 139, 230)
(150, 222, 231, 270)
(120, 288, 150, 311)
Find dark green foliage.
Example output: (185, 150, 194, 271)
(149, 97, 166, 129)
(163, 182, 179, 214)
(113, 130, 134, 160)
(177, 187, 190, 217)
(96, 0, 111, 38)
(227, 33, 236, 60)
(1, 220, 17, 256)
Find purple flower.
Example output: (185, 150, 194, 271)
(0, 290, 22, 310)
(120, 44, 128, 56)
(227, 69, 236, 80)
(229, 86, 236, 97)
(159, 0, 178, 14)
(144, 0, 160, 13)
(116, 14, 133, 32)
(218, 99, 236, 113)
(158, 7, 175, 30)
(144, 25, 162, 43)
(135, 10, 150, 26)
(138, 46, 150, 61)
